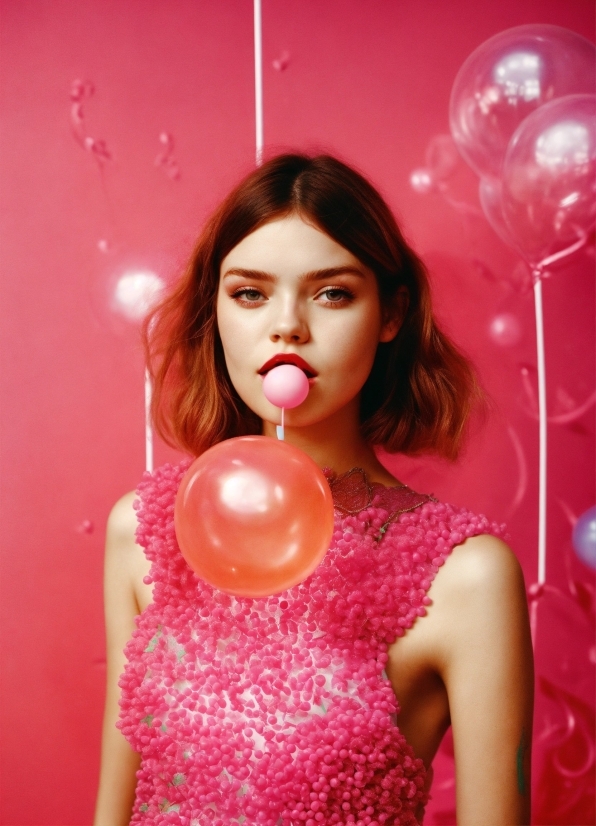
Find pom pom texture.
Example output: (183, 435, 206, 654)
(118, 462, 506, 824)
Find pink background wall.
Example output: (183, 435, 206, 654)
(0, 1, 593, 823)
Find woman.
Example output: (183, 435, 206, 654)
(94, 153, 534, 825)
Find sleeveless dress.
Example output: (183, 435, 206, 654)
(118, 461, 506, 825)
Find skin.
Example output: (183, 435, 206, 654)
(216, 214, 404, 479)
(95, 214, 534, 825)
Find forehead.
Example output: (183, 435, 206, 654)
(220, 214, 364, 276)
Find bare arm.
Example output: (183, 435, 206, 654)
(94, 492, 152, 826)
(431, 535, 534, 825)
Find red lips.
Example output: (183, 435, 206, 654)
(258, 353, 317, 378)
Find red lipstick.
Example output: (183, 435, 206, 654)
(258, 353, 317, 378)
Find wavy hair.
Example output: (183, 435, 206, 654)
(144, 153, 480, 460)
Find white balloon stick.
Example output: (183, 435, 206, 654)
(145, 367, 154, 473)
(276, 408, 285, 441)
(533, 277, 547, 586)
(253, 0, 263, 165)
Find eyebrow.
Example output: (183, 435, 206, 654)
(222, 266, 367, 282)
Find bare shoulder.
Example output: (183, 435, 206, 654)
(434, 533, 526, 598)
(97, 493, 148, 824)
(427, 534, 530, 669)
(429, 537, 534, 822)
(105, 491, 152, 614)
(106, 491, 138, 545)
(389, 536, 526, 660)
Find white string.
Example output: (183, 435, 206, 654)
(538, 233, 587, 270)
(530, 234, 587, 587)
(276, 408, 285, 441)
(533, 277, 547, 585)
(143, 2, 263, 471)
(144, 366, 154, 473)
(253, 0, 263, 165)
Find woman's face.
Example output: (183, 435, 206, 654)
(216, 214, 399, 430)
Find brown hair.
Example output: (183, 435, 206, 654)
(144, 153, 480, 460)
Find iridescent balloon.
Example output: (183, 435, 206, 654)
(573, 506, 596, 570)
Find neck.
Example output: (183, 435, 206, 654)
(261, 403, 400, 487)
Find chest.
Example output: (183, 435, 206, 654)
(121, 574, 431, 824)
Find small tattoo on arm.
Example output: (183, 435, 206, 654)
(516, 728, 529, 795)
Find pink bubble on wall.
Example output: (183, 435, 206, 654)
(409, 168, 434, 194)
(488, 312, 522, 347)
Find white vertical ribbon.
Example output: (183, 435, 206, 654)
(533, 276, 547, 586)
(144, 366, 154, 473)
(254, 0, 264, 165)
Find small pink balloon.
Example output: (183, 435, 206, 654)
(409, 168, 434, 194)
(262, 364, 310, 409)
(488, 312, 522, 347)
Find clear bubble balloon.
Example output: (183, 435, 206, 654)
(174, 436, 335, 597)
(501, 94, 596, 264)
(478, 177, 515, 247)
(572, 506, 596, 570)
(450, 25, 596, 178)
(425, 134, 460, 181)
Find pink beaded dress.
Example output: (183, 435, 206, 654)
(118, 461, 506, 825)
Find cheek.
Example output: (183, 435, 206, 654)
(216, 295, 242, 366)
(334, 311, 382, 370)
(216, 300, 261, 409)
(215, 292, 227, 345)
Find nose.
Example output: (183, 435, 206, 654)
(269, 298, 310, 344)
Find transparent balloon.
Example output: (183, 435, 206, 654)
(174, 436, 335, 597)
(450, 25, 595, 178)
(478, 177, 515, 247)
(501, 94, 596, 264)
(425, 134, 460, 181)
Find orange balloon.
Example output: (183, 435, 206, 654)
(174, 436, 335, 597)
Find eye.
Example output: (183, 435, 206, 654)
(316, 287, 354, 306)
(231, 287, 265, 305)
